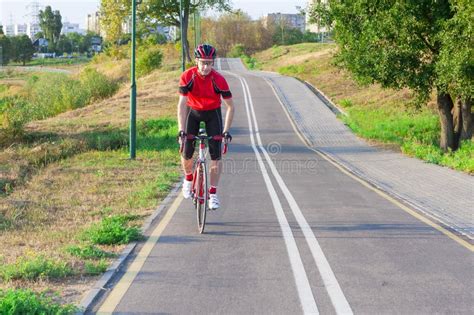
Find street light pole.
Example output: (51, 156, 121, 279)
(179, 0, 185, 72)
(130, 0, 141, 159)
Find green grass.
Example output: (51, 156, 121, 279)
(84, 259, 109, 275)
(342, 106, 439, 145)
(66, 244, 116, 260)
(82, 215, 143, 245)
(0, 255, 73, 282)
(0, 289, 77, 314)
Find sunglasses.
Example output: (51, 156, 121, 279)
(197, 60, 214, 66)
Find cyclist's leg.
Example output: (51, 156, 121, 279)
(182, 109, 200, 175)
(204, 108, 223, 188)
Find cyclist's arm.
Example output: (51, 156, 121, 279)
(222, 98, 235, 133)
(177, 95, 189, 132)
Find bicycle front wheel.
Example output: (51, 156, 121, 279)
(195, 161, 208, 233)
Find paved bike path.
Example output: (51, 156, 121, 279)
(91, 59, 473, 314)
(227, 58, 473, 240)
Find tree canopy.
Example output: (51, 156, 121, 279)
(310, 0, 473, 151)
(39, 6, 63, 46)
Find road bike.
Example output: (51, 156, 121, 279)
(180, 128, 229, 233)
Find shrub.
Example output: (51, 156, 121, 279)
(83, 215, 143, 245)
(79, 67, 118, 102)
(228, 44, 246, 58)
(137, 47, 163, 77)
(66, 244, 115, 260)
(27, 73, 90, 117)
(0, 255, 73, 281)
(0, 289, 77, 315)
(84, 259, 108, 275)
(0, 97, 33, 138)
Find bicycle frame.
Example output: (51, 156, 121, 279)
(179, 129, 229, 233)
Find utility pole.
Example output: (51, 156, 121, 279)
(130, 0, 141, 159)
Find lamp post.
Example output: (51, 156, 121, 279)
(130, 0, 141, 159)
(179, 0, 185, 72)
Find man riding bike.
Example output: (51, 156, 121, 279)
(178, 44, 235, 210)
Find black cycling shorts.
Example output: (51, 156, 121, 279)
(183, 107, 223, 160)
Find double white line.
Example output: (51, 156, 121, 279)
(238, 74, 353, 315)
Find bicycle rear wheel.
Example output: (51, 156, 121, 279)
(195, 161, 208, 233)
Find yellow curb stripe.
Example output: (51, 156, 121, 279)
(97, 194, 184, 314)
(313, 149, 474, 252)
(264, 77, 473, 253)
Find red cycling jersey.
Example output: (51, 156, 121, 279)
(179, 67, 232, 111)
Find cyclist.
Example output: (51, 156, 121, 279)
(177, 44, 235, 210)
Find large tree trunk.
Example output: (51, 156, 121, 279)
(461, 97, 473, 141)
(437, 92, 455, 152)
(453, 97, 462, 150)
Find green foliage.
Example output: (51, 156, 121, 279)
(27, 73, 90, 116)
(342, 107, 439, 145)
(228, 44, 246, 58)
(339, 99, 354, 108)
(83, 215, 143, 245)
(278, 64, 306, 76)
(402, 140, 474, 173)
(66, 244, 115, 260)
(0, 289, 77, 315)
(0, 97, 34, 138)
(0, 35, 11, 65)
(79, 67, 119, 101)
(9, 35, 36, 65)
(435, 0, 473, 98)
(0, 255, 73, 281)
(39, 5, 63, 44)
(84, 259, 109, 275)
(137, 46, 163, 77)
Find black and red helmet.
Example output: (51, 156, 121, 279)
(194, 44, 217, 60)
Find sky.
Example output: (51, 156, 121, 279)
(0, 0, 309, 29)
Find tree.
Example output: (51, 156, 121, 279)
(39, 6, 63, 46)
(310, 0, 473, 151)
(0, 25, 4, 35)
(11, 35, 35, 65)
(0, 34, 11, 65)
(142, 0, 231, 61)
(100, 0, 131, 44)
(201, 11, 273, 56)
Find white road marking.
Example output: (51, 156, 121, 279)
(241, 77, 353, 315)
(240, 77, 319, 315)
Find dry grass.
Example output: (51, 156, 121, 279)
(254, 43, 422, 111)
(0, 55, 181, 305)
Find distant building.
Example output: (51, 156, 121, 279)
(86, 11, 102, 35)
(27, 22, 41, 38)
(263, 13, 306, 33)
(5, 25, 15, 36)
(14, 24, 28, 36)
(4, 23, 42, 38)
(62, 22, 81, 35)
(305, 0, 329, 33)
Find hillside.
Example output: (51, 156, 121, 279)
(253, 43, 473, 173)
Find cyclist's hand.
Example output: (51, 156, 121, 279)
(222, 131, 232, 142)
(177, 130, 187, 143)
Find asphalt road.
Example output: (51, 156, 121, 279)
(92, 60, 473, 314)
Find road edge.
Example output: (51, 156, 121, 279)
(76, 180, 182, 314)
(264, 76, 473, 250)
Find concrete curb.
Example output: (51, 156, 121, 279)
(76, 181, 182, 314)
(299, 79, 348, 116)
